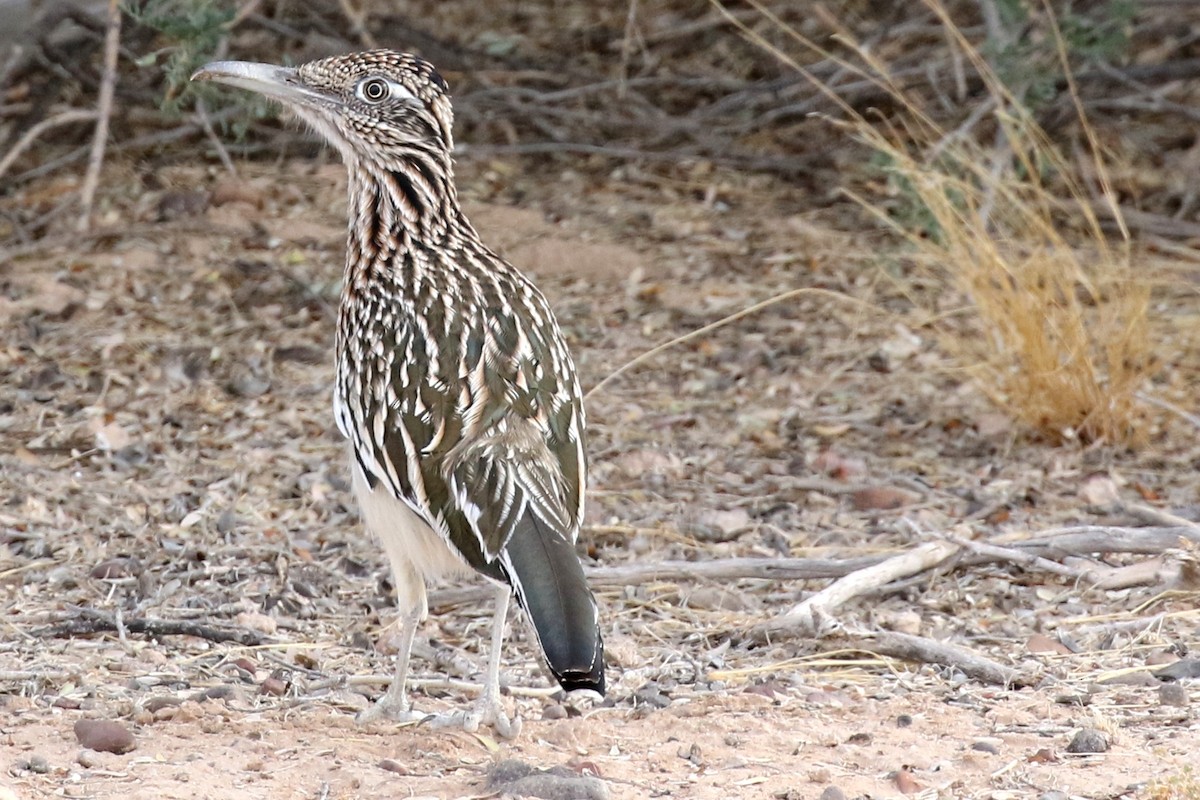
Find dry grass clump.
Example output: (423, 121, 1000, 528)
(724, 0, 1156, 445)
(861, 116, 1153, 445)
(1145, 768, 1200, 800)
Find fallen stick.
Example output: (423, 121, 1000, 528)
(849, 629, 1027, 687)
(947, 534, 1089, 579)
(429, 524, 1198, 609)
(1014, 525, 1200, 554)
(752, 541, 961, 641)
(42, 608, 269, 647)
(1121, 503, 1200, 533)
(430, 554, 886, 609)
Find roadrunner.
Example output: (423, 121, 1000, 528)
(193, 51, 604, 737)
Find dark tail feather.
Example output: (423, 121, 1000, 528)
(502, 512, 605, 695)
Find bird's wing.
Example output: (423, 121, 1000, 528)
(344, 304, 585, 572)
(434, 311, 586, 562)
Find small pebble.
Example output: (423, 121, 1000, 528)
(633, 684, 670, 709)
(1065, 727, 1108, 754)
(378, 758, 409, 775)
(153, 706, 179, 722)
(819, 787, 846, 800)
(896, 714, 912, 728)
(1039, 792, 1070, 800)
(1155, 658, 1200, 680)
(74, 719, 136, 754)
(1098, 670, 1157, 687)
(231, 657, 257, 675)
(90, 557, 141, 579)
(1159, 684, 1189, 707)
(806, 767, 831, 783)
(804, 690, 848, 706)
(143, 696, 183, 714)
(26, 755, 50, 774)
(487, 758, 609, 800)
(541, 704, 567, 721)
(677, 743, 702, 765)
(971, 740, 1000, 755)
(191, 685, 238, 702)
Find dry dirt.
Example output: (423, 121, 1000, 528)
(2, 156, 1199, 800)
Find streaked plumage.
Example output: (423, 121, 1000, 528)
(193, 50, 605, 735)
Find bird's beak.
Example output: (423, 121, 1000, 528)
(191, 60, 328, 107)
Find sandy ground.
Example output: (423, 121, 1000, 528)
(2, 158, 1199, 800)
(3, 684, 1196, 799)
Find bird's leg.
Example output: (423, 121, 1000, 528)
(466, 585, 519, 737)
(429, 584, 521, 739)
(357, 603, 425, 724)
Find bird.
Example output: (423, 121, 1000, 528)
(192, 50, 605, 737)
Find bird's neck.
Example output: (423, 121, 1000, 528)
(344, 152, 477, 269)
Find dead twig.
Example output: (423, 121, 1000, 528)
(11, 106, 239, 188)
(42, 608, 269, 647)
(585, 287, 873, 401)
(1066, 607, 1200, 638)
(849, 629, 1028, 687)
(76, 0, 122, 232)
(947, 533, 1089, 580)
(752, 541, 961, 641)
(1122, 503, 1200, 533)
(195, 98, 237, 176)
(337, 0, 378, 49)
(0, 108, 97, 183)
(0, 669, 71, 683)
(429, 523, 1200, 610)
(1136, 392, 1200, 432)
(430, 554, 886, 609)
(1016, 525, 1200, 555)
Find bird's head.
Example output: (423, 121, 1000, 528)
(192, 50, 455, 165)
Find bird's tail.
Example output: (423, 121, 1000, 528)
(502, 513, 605, 695)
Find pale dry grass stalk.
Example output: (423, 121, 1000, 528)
(717, 0, 1156, 445)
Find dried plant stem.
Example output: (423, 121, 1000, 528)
(853, 629, 1026, 686)
(77, 0, 122, 232)
(757, 541, 961, 640)
(426, 524, 1200, 609)
(196, 98, 237, 175)
(947, 534, 1087, 579)
(585, 287, 874, 401)
(0, 109, 97, 182)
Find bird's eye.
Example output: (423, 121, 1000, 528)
(358, 77, 390, 103)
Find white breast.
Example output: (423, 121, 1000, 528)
(351, 456, 473, 619)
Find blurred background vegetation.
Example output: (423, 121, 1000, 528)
(3, 0, 1200, 443)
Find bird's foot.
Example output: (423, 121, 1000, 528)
(356, 691, 426, 726)
(427, 693, 521, 739)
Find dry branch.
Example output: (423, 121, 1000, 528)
(0, 109, 97, 182)
(430, 554, 885, 610)
(752, 541, 961, 641)
(948, 534, 1088, 579)
(849, 629, 1027, 687)
(1016, 525, 1200, 555)
(76, 0, 122, 232)
(43, 608, 269, 647)
(427, 523, 1199, 610)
